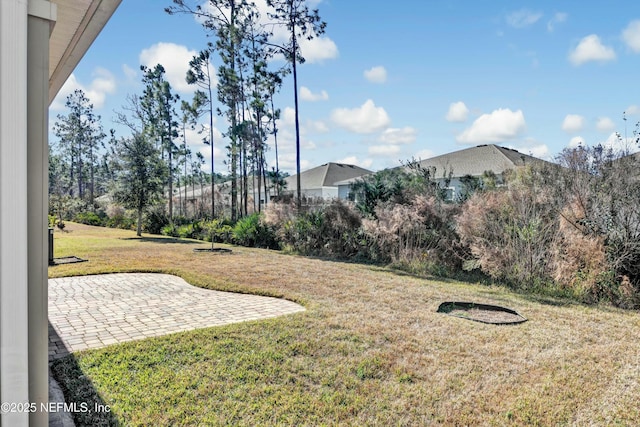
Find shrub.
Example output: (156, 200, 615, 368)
(73, 211, 104, 226)
(363, 195, 462, 275)
(265, 200, 365, 257)
(320, 200, 365, 258)
(549, 146, 640, 307)
(103, 204, 133, 229)
(550, 201, 608, 301)
(232, 213, 279, 249)
(143, 205, 169, 235)
(457, 170, 558, 290)
(201, 219, 234, 244)
(161, 223, 179, 237)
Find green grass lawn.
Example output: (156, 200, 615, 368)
(50, 223, 640, 426)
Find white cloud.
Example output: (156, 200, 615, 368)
(337, 156, 373, 169)
(198, 0, 338, 65)
(547, 12, 567, 32)
(626, 105, 640, 116)
(622, 20, 640, 53)
(596, 117, 615, 132)
(562, 114, 585, 132)
(277, 153, 311, 174)
(415, 149, 435, 160)
(601, 131, 640, 154)
(568, 136, 585, 148)
(305, 119, 330, 133)
(298, 36, 339, 63)
(445, 101, 469, 122)
(299, 86, 329, 101)
(50, 68, 117, 111)
(122, 64, 137, 81)
(368, 145, 401, 156)
(281, 107, 296, 128)
(524, 144, 550, 159)
(197, 144, 224, 167)
(378, 127, 417, 144)
(331, 100, 391, 134)
(506, 9, 543, 29)
(140, 42, 212, 93)
(569, 35, 616, 66)
(456, 108, 526, 144)
(364, 66, 387, 84)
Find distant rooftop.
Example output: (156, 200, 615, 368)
(416, 144, 545, 178)
(285, 162, 373, 191)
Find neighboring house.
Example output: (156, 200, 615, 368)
(284, 162, 372, 200)
(415, 144, 546, 200)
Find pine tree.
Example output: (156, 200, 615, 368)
(52, 89, 106, 204)
(140, 64, 180, 220)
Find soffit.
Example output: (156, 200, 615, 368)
(49, 0, 121, 104)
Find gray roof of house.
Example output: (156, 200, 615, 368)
(416, 144, 544, 178)
(285, 162, 373, 191)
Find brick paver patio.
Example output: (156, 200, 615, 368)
(48, 273, 305, 360)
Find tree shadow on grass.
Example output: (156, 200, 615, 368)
(49, 322, 120, 426)
(368, 262, 584, 309)
(119, 236, 201, 245)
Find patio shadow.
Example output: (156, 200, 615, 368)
(49, 321, 120, 426)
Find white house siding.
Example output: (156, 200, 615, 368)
(321, 187, 339, 200)
(1, 2, 30, 426)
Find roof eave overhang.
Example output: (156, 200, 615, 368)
(48, 0, 122, 104)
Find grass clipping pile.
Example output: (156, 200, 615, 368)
(437, 301, 527, 325)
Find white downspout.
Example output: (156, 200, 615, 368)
(28, 1, 56, 426)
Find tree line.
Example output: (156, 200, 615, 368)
(50, 0, 324, 235)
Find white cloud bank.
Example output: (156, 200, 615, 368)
(596, 117, 615, 132)
(369, 145, 401, 156)
(228, 0, 339, 64)
(50, 68, 116, 111)
(300, 86, 329, 102)
(562, 114, 585, 132)
(622, 20, 640, 53)
(547, 12, 567, 32)
(331, 100, 391, 134)
(506, 9, 543, 29)
(445, 101, 469, 122)
(298, 36, 339, 63)
(568, 136, 585, 148)
(338, 156, 373, 169)
(456, 108, 526, 144)
(569, 35, 616, 66)
(140, 42, 211, 93)
(378, 127, 417, 145)
(364, 66, 387, 83)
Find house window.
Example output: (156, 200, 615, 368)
(444, 187, 455, 201)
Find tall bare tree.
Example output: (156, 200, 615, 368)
(186, 46, 218, 218)
(265, 0, 327, 210)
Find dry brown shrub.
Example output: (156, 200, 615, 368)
(617, 275, 640, 309)
(551, 200, 608, 296)
(106, 203, 126, 219)
(363, 195, 461, 273)
(456, 183, 557, 289)
(263, 200, 297, 227)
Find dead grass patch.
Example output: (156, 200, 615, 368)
(50, 222, 640, 425)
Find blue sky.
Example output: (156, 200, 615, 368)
(50, 0, 640, 175)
